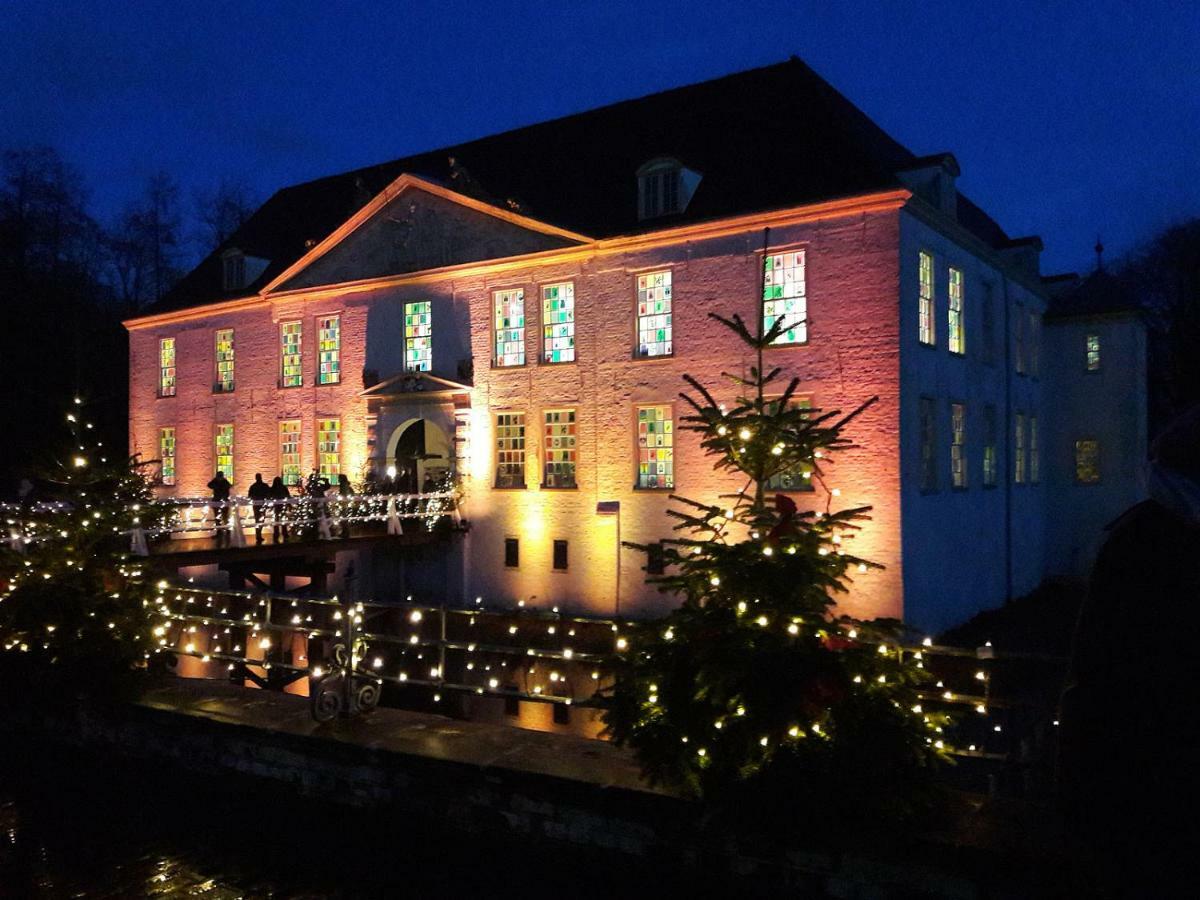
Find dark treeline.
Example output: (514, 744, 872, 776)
(0, 147, 255, 492)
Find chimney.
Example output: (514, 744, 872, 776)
(998, 236, 1043, 279)
(896, 153, 960, 219)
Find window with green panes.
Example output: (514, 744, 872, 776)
(763, 250, 806, 344)
(279, 420, 301, 486)
(635, 271, 672, 357)
(317, 316, 340, 384)
(159, 427, 176, 486)
(317, 418, 340, 479)
(495, 412, 526, 488)
(948, 267, 965, 355)
(493, 288, 525, 366)
(635, 405, 673, 489)
(215, 424, 234, 483)
(542, 409, 577, 487)
(404, 301, 432, 371)
(918, 251, 935, 345)
(159, 338, 176, 397)
(280, 321, 302, 387)
(214, 328, 234, 392)
(542, 283, 575, 363)
(764, 397, 814, 492)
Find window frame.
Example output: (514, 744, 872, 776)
(1085, 333, 1101, 372)
(279, 419, 302, 486)
(947, 266, 965, 356)
(1014, 412, 1026, 484)
(760, 246, 809, 347)
(540, 281, 576, 365)
(918, 396, 938, 493)
(404, 300, 432, 372)
(158, 337, 176, 398)
(215, 423, 234, 484)
(552, 539, 569, 572)
(950, 401, 967, 490)
(504, 536, 520, 568)
(632, 268, 674, 360)
(213, 328, 235, 394)
(982, 404, 998, 488)
(762, 393, 816, 493)
(159, 426, 176, 487)
(1030, 414, 1040, 484)
(280, 320, 303, 388)
(493, 410, 527, 490)
(316, 417, 341, 481)
(918, 250, 936, 347)
(1074, 438, 1102, 485)
(541, 408, 578, 489)
(492, 286, 527, 368)
(316, 314, 341, 386)
(633, 402, 675, 491)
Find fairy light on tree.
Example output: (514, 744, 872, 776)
(602, 309, 951, 836)
(0, 399, 173, 680)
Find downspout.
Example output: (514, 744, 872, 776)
(1002, 274, 1013, 602)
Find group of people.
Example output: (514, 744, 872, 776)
(206, 470, 354, 545)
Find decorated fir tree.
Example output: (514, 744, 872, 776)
(603, 312, 950, 837)
(0, 397, 171, 681)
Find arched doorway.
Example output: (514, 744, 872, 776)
(384, 418, 453, 493)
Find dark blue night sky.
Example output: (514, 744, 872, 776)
(2, 0, 1196, 275)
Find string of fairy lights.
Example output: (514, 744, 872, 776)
(141, 580, 1013, 758)
(3, 490, 460, 553)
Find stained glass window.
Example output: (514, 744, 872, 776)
(636, 405, 673, 489)
(493, 289, 525, 367)
(948, 267, 965, 355)
(1075, 439, 1100, 484)
(764, 397, 814, 492)
(636, 271, 672, 357)
(983, 405, 997, 487)
(317, 418, 340, 480)
(763, 250, 806, 344)
(404, 301, 432, 372)
(159, 338, 176, 397)
(918, 251, 935, 346)
(317, 316, 340, 385)
(542, 283, 575, 363)
(1086, 334, 1100, 371)
(279, 420, 301, 486)
(1014, 413, 1026, 484)
(214, 329, 234, 393)
(543, 410, 576, 488)
(495, 412, 525, 488)
(919, 397, 937, 492)
(950, 402, 967, 488)
(281, 321, 302, 387)
(215, 424, 234, 483)
(160, 427, 176, 486)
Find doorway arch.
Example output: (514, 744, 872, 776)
(384, 418, 453, 493)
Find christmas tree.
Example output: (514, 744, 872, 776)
(0, 397, 172, 682)
(603, 312, 950, 837)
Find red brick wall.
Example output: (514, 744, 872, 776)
(130, 205, 903, 621)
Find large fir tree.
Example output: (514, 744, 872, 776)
(604, 312, 949, 837)
(0, 398, 171, 681)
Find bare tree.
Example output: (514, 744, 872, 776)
(107, 170, 184, 308)
(1120, 219, 1200, 432)
(194, 178, 257, 253)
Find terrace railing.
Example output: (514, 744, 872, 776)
(152, 581, 1068, 795)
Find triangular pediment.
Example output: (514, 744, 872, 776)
(268, 175, 588, 293)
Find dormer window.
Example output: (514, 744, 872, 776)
(222, 249, 246, 292)
(637, 158, 700, 220)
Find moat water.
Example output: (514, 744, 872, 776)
(0, 739, 683, 899)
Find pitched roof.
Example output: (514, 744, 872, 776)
(1045, 268, 1142, 320)
(154, 56, 1010, 314)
